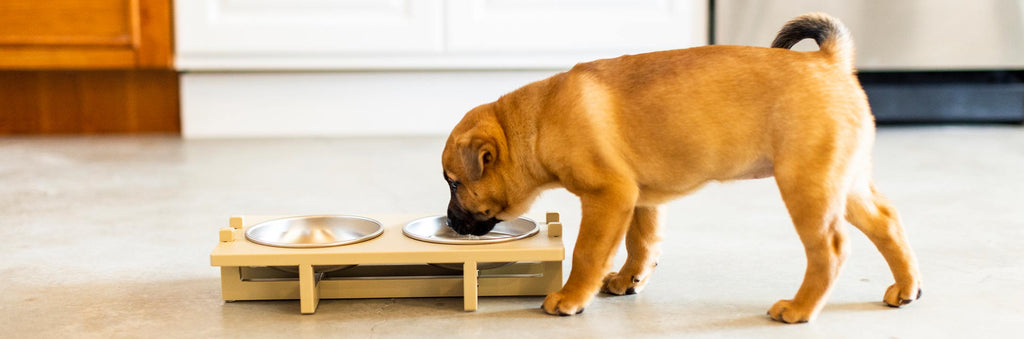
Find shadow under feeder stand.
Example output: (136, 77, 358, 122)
(211, 212, 564, 314)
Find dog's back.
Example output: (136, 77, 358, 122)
(534, 13, 873, 200)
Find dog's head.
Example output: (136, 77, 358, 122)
(441, 103, 540, 235)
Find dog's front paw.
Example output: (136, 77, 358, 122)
(883, 283, 922, 307)
(600, 272, 645, 296)
(767, 299, 814, 324)
(541, 290, 588, 316)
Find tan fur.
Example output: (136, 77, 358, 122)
(442, 14, 921, 323)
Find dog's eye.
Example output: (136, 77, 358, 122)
(443, 172, 460, 191)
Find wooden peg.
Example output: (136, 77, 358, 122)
(219, 227, 235, 242)
(547, 222, 562, 238)
(229, 216, 244, 229)
(545, 212, 560, 224)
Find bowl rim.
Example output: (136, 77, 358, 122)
(244, 214, 384, 248)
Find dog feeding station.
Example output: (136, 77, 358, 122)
(211, 213, 565, 314)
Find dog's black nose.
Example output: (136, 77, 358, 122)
(447, 206, 500, 236)
(468, 217, 500, 236)
(446, 208, 473, 235)
(447, 192, 501, 235)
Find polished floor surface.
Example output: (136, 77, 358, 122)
(2, 126, 1022, 338)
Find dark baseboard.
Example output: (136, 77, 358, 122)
(858, 70, 1024, 124)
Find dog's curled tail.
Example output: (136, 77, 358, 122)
(771, 13, 854, 71)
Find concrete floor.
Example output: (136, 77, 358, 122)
(1, 126, 1022, 338)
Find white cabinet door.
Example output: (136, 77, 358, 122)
(176, 0, 444, 55)
(176, 0, 706, 69)
(446, 0, 707, 54)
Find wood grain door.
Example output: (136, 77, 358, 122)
(0, 0, 173, 69)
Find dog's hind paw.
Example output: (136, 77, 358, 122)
(600, 272, 646, 296)
(884, 283, 922, 307)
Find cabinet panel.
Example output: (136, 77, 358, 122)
(446, 0, 707, 53)
(176, 0, 444, 55)
(0, 70, 180, 134)
(0, 0, 135, 47)
(0, 0, 173, 69)
(176, 0, 706, 70)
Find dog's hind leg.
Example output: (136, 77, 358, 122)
(768, 158, 851, 324)
(601, 205, 663, 295)
(846, 180, 922, 307)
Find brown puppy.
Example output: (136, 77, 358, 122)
(441, 13, 921, 323)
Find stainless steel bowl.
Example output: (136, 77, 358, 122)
(245, 215, 384, 248)
(402, 215, 539, 245)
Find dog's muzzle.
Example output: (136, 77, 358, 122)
(446, 199, 500, 236)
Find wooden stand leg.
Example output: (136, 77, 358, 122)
(543, 261, 563, 293)
(463, 261, 478, 311)
(220, 267, 241, 302)
(299, 264, 320, 314)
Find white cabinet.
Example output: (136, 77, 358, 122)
(176, 0, 707, 70)
(176, 0, 443, 54)
(446, 0, 704, 54)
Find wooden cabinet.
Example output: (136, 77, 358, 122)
(0, 0, 173, 69)
(0, 0, 178, 135)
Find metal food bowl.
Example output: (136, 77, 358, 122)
(403, 216, 539, 271)
(402, 215, 539, 245)
(245, 215, 384, 248)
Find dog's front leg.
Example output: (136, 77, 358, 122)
(542, 188, 637, 316)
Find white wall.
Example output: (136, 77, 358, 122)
(181, 71, 559, 138)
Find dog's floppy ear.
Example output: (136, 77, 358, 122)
(459, 134, 496, 182)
